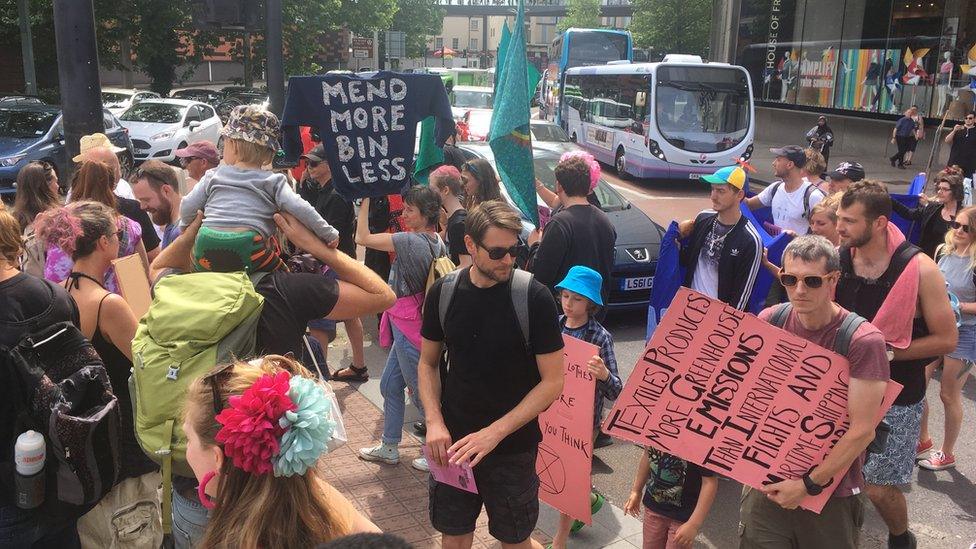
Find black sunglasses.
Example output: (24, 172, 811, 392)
(951, 221, 971, 234)
(202, 362, 236, 415)
(478, 241, 522, 260)
(307, 160, 321, 168)
(463, 162, 480, 176)
(779, 271, 836, 289)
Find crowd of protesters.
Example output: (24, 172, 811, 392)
(1, 96, 974, 549)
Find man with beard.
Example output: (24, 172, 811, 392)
(131, 160, 183, 249)
(834, 180, 957, 549)
(418, 200, 565, 549)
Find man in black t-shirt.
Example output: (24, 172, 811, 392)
(945, 111, 976, 177)
(299, 144, 356, 257)
(430, 165, 470, 266)
(419, 201, 564, 547)
(529, 155, 616, 305)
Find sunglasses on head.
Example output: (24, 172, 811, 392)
(478, 241, 522, 260)
(951, 221, 971, 234)
(201, 362, 236, 415)
(779, 271, 836, 289)
(463, 162, 480, 176)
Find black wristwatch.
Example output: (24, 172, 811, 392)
(802, 467, 834, 496)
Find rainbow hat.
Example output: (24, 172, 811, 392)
(701, 165, 748, 190)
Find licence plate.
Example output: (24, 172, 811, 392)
(688, 173, 702, 180)
(620, 276, 653, 291)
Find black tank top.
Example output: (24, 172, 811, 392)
(835, 242, 931, 405)
(69, 274, 158, 480)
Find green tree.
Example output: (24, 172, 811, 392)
(629, 0, 711, 58)
(390, 0, 444, 59)
(557, 0, 601, 33)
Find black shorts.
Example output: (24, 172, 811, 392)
(428, 450, 539, 544)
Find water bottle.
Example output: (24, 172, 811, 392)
(15, 430, 45, 509)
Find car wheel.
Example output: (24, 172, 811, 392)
(118, 151, 135, 180)
(615, 147, 629, 179)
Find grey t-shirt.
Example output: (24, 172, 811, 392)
(390, 232, 448, 298)
(939, 252, 976, 325)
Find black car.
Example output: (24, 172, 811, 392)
(457, 143, 664, 309)
(215, 88, 270, 123)
(170, 88, 223, 106)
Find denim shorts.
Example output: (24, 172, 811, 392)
(948, 324, 976, 364)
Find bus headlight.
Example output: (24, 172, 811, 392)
(647, 139, 667, 162)
(740, 144, 754, 161)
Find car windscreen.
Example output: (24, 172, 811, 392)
(453, 90, 493, 109)
(102, 92, 131, 105)
(530, 124, 570, 142)
(120, 103, 183, 124)
(0, 109, 56, 138)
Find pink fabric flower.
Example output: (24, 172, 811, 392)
(559, 150, 601, 191)
(215, 371, 296, 475)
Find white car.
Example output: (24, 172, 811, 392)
(119, 99, 222, 163)
(451, 85, 493, 119)
(102, 88, 161, 116)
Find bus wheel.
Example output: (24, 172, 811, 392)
(570, 132, 577, 142)
(615, 148, 629, 179)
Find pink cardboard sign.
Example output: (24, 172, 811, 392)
(423, 447, 478, 494)
(536, 334, 598, 523)
(603, 288, 902, 513)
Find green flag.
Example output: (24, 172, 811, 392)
(490, 0, 537, 225)
(496, 21, 542, 101)
(413, 116, 443, 185)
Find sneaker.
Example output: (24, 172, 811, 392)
(412, 457, 429, 472)
(918, 451, 956, 471)
(359, 444, 399, 465)
(916, 439, 933, 459)
(888, 530, 917, 549)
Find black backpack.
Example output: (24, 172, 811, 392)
(769, 303, 890, 454)
(3, 321, 122, 519)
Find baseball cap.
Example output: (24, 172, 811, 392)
(701, 165, 748, 190)
(174, 141, 219, 165)
(828, 161, 865, 182)
(555, 265, 604, 307)
(769, 145, 807, 168)
(221, 104, 281, 152)
(72, 133, 125, 162)
(302, 144, 327, 163)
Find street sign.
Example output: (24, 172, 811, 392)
(385, 31, 406, 59)
(351, 37, 373, 59)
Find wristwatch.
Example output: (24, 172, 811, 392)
(802, 467, 834, 496)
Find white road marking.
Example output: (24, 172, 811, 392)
(608, 183, 701, 202)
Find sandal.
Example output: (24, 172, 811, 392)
(332, 365, 369, 382)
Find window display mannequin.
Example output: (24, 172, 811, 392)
(781, 51, 798, 102)
(861, 51, 881, 110)
(938, 52, 954, 113)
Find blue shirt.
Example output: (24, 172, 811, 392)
(161, 223, 181, 249)
(559, 315, 622, 429)
(895, 116, 917, 137)
(281, 72, 455, 200)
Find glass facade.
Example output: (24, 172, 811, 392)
(735, 0, 976, 117)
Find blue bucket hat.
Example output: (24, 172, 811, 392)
(555, 265, 604, 306)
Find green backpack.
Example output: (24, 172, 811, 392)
(130, 271, 265, 532)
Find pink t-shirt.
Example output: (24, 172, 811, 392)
(758, 305, 890, 498)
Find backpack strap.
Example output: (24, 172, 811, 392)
(510, 269, 533, 351)
(802, 184, 816, 220)
(833, 312, 867, 357)
(769, 302, 793, 328)
(768, 181, 782, 204)
(438, 270, 463, 338)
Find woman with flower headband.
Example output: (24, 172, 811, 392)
(183, 355, 378, 548)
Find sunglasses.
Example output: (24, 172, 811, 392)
(202, 362, 236, 415)
(937, 185, 952, 192)
(307, 160, 321, 168)
(951, 221, 972, 234)
(463, 162, 480, 176)
(779, 271, 836, 289)
(478, 241, 523, 260)
(179, 156, 199, 166)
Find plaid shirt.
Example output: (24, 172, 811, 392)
(559, 315, 623, 429)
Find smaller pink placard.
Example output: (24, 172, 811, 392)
(423, 447, 479, 494)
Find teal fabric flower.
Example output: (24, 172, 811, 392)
(273, 376, 336, 477)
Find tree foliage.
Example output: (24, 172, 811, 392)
(629, 0, 711, 58)
(557, 0, 601, 33)
(390, 0, 444, 59)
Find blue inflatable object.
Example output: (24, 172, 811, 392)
(889, 173, 925, 245)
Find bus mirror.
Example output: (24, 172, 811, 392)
(635, 92, 646, 107)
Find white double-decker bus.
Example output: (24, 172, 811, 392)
(560, 55, 755, 181)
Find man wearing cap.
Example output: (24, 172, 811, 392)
(174, 141, 220, 192)
(678, 165, 763, 310)
(131, 160, 183, 249)
(746, 145, 826, 236)
(827, 162, 866, 194)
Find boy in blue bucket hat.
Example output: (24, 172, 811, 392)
(549, 265, 622, 546)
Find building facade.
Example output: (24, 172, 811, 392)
(730, 0, 976, 119)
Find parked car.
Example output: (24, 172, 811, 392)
(101, 88, 162, 116)
(0, 95, 45, 105)
(457, 143, 663, 309)
(119, 99, 221, 163)
(458, 109, 493, 142)
(170, 88, 224, 106)
(451, 85, 493, 119)
(215, 88, 270, 123)
(0, 104, 134, 198)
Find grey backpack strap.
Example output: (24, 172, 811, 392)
(768, 181, 782, 203)
(769, 302, 793, 328)
(510, 269, 533, 350)
(438, 270, 463, 336)
(833, 312, 866, 357)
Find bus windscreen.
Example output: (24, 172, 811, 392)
(655, 66, 751, 153)
(566, 32, 630, 68)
